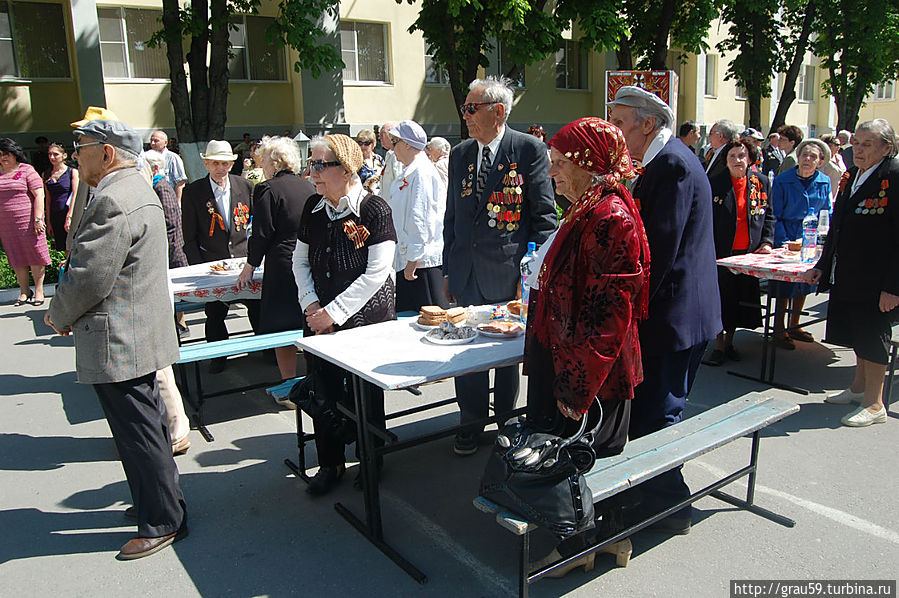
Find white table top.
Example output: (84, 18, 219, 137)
(295, 318, 525, 391)
(169, 258, 262, 303)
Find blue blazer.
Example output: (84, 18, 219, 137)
(443, 127, 557, 301)
(770, 167, 831, 246)
(633, 137, 722, 354)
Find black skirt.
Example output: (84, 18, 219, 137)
(825, 297, 897, 365)
(717, 263, 762, 331)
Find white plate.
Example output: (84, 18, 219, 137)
(476, 323, 525, 338)
(209, 268, 239, 275)
(411, 319, 467, 331)
(423, 330, 479, 345)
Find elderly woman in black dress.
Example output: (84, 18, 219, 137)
(292, 134, 397, 495)
(706, 139, 774, 365)
(237, 136, 316, 392)
(804, 119, 899, 427)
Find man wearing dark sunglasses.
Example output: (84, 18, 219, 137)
(443, 76, 557, 456)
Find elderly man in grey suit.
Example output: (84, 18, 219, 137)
(44, 119, 187, 561)
(443, 76, 557, 455)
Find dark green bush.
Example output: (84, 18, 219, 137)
(0, 237, 66, 289)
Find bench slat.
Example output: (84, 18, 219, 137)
(266, 376, 305, 400)
(178, 329, 303, 363)
(586, 397, 798, 502)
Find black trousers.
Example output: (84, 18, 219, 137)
(395, 266, 449, 313)
(309, 354, 386, 469)
(94, 373, 186, 538)
(454, 271, 519, 432)
(204, 299, 261, 342)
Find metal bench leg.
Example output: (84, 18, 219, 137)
(284, 402, 313, 482)
(710, 431, 794, 527)
(519, 531, 530, 598)
(192, 361, 214, 442)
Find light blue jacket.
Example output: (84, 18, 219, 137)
(771, 167, 831, 246)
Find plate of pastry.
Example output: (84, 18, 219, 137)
(412, 305, 467, 330)
(477, 320, 526, 338)
(423, 322, 479, 344)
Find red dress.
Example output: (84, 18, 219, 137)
(0, 163, 50, 268)
(525, 188, 648, 415)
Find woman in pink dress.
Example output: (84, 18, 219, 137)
(0, 138, 50, 305)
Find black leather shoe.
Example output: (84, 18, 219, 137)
(208, 357, 226, 374)
(306, 465, 345, 496)
(646, 515, 692, 535)
(705, 349, 726, 366)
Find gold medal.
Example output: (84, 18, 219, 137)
(497, 221, 505, 230)
(515, 186, 522, 195)
(493, 204, 501, 213)
(509, 170, 517, 178)
(487, 202, 494, 211)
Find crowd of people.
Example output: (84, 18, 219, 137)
(1, 75, 896, 566)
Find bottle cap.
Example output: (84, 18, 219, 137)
(527, 241, 536, 252)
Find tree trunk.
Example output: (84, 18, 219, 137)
(187, 0, 210, 141)
(748, 93, 762, 130)
(616, 37, 633, 70)
(770, 1, 815, 132)
(648, 0, 677, 69)
(162, 0, 193, 142)
(207, 0, 230, 140)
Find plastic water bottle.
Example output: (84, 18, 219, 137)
(801, 208, 818, 263)
(519, 242, 537, 324)
(767, 169, 775, 182)
(816, 209, 829, 258)
(246, 215, 253, 239)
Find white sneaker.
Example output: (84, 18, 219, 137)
(825, 389, 864, 404)
(841, 406, 887, 427)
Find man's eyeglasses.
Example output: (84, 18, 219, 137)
(309, 159, 342, 172)
(72, 141, 103, 154)
(459, 101, 497, 115)
(357, 140, 373, 147)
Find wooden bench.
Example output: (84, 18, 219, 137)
(474, 395, 799, 598)
(175, 328, 303, 441)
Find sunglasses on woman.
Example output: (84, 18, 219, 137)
(309, 160, 342, 172)
(459, 101, 497, 115)
(357, 141, 373, 147)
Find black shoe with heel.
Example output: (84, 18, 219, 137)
(306, 465, 346, 496)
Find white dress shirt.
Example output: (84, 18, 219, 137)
(476, 125, 506, 177)
(851, 159, 885, 196)
(292, 181, 397, 326)
(210, 176, 231, 230)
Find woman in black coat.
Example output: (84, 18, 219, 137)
(707, 139, 775, 365)
(237, 136, 316, 385)
(804, 119, 899, 427)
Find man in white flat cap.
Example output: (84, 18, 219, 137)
(608, 86, 721, 535)
(387, 119, 447, 312)
(181, 140, 259, 372)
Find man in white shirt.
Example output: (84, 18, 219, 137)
(379, 121, 403, 203)
(145, 130, 187, 202)
(704, 119, 740, 179)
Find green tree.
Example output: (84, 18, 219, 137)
(813, 0, 899, 130)
(716, 0, 782, 129)
(152, 0, 342, 144)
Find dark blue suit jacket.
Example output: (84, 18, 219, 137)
(443, 127, 557, 301)
(633, 137, 722, 354)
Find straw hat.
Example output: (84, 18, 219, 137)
(325, 134, 363, 173)
(201, 140, 238, 161)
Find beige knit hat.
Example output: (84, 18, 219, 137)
(325, 134, 363, 173)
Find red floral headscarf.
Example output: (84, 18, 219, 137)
(548, 117, 638, 192)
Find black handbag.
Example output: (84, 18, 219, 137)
(479, 402, 603, 538)
(288, 372, 356, 445)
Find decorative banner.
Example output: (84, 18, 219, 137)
(605, 70, 679, 122)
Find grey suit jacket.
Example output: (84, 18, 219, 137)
(49, 168, 180, 384)
(443, 127, 557, 301)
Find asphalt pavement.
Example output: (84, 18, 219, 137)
(1, 290, 897, 597)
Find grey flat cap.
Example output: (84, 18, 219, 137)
(608, 86, 675, 129)
(742, 127, 764, 141)
(73, 119, 142, 154)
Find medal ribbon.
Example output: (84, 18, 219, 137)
(208, 212, 225, 237)
(343, 220, 370, 249)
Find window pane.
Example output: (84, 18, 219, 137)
(425, 54, 445, 84)
(124, 8, 168, 79)
(229, 17, 246, 46)
(803, 65, 815, 101)
(555, 48, 566, 88)
(246, 16, 284, 81)
(576, 44, 588, 89)
(705, 55, 716, 96)
(12, 2, 70, 78)
(0, 5, 12, 39)
(98, 7, 124, 42)
(355, 22, 386, 82)
(228, 46, 247, 79)
(500, 42, 525, 87)
(339, 26, 356, 81)
(0, 39, 14, 76)
(100, 42, 128, 78)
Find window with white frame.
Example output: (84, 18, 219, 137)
(487, 40, 525, 88)
(704, 54, 717, 96)
(424, 51, 448, 85)
(871, 81, 895, 101)
(0, 1, 70, 79)
(340, 20, 389, 83)
(98, 7, 167, 79)
(555, 40, 587, 90)
(797, 64, 816, 101)
(735, 83, 747, 100)
(228, 15, 285, 81)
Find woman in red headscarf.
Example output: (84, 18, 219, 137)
(525, 117, 650, 576)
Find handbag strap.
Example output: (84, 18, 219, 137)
(559, 398, 604, 448)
